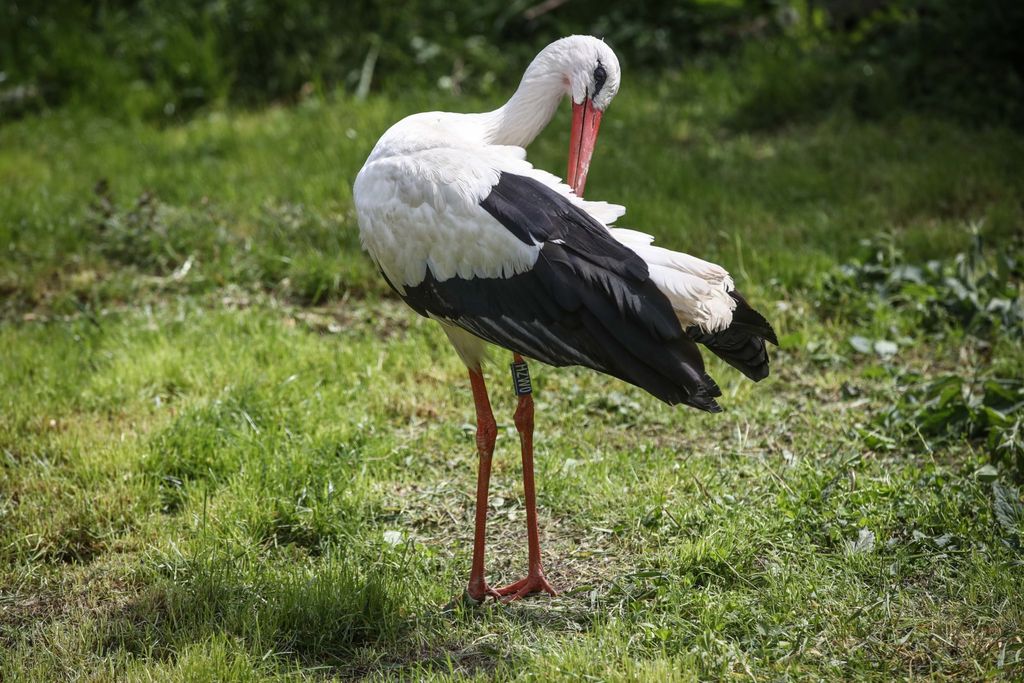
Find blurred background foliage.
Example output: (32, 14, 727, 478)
(2, 0, 1022, 127)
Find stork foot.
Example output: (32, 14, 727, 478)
(465, 581, 501, 605)
(496, 572, 558, 602)
(444, 585, 499, 612)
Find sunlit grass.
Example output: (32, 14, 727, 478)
(1, 58, 1023, 680)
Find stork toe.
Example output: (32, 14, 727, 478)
(497, 573, 559, 602)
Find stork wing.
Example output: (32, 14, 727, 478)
(355, 149, 722, 410)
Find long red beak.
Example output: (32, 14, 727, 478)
(568, 98, 603, 197)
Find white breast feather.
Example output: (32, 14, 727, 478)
(355, 144, 540, 288)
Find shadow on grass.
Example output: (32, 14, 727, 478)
(92, 546, 408, 670)
(369, 593, 605, 679)
(83, 545, 614, 678)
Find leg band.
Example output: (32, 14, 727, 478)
(509, 360, 532, 396)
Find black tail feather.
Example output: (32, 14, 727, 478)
(687, 291, 777, 382)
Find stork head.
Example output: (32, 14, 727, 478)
(509, 36, 621, 195)
(556, 36, 620, 110)
(559, 36, 620, 196)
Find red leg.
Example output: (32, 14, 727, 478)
(466, 367, 501, 603)
(497, 354, 558, 601)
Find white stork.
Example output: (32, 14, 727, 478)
(354, 35, 777, 603)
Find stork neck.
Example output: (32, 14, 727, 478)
(482, 58, 569, 148)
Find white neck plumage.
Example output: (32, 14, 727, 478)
(480, 45, 573, 148)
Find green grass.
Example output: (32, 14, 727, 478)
(1, 62, 1023, 680)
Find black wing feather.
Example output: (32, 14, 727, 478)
(400, 172, 727, 412)
(686, 291, 778, 381)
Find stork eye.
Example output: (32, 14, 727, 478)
(593, 63, 607, 96)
